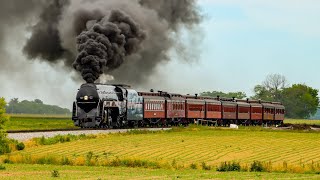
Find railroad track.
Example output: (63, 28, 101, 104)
(6, 127, 171, 133)
(7, 127, 172, 141)
(7, 128, 105, 133)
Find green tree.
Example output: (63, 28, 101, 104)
(200, 91, 246, 99)
(281, 84, 319, 119)
(0, 97, 10, 154)
(251, 85, 274, 101)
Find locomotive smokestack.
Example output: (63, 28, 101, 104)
(195, 93, 198, 99)
(217, 95, 220, 100)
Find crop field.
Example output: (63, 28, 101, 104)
(1, 164, 320, 180)
(2, 126, 320, 173)
(5, 114, 75, 130)
(3, 116, 320, 178)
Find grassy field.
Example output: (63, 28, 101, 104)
(1, 163, 320, 180)
(2, 126, 320, 173)
(7, 114, 71, 118)
(5, 115, 76, 130)
(4, 113, 320, 131)
(284, 119, 320, 125)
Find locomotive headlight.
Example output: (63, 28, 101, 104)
(84, 96, 88, 100)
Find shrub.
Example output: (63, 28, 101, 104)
(51, 170, 59, 177)
(0, 164, 5, 170)
(250, 161, 265, 172)
(3, 158, 12, 164)
(201, 162, 211, 170)
(0, 139, 10, 155)
(16, 142, 25, 151)
(217, 162, 228, 172)
(86, 151, 94, 166)
(61, 157, 71, 165)
(217, 162, 241, 172)
(190, 163, 197, 169)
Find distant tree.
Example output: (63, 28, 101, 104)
(226, 92, 247, 99)
(6, 99, 71, 114)
(281, 84, 319, 119)
(34, 99, 43, 104)
(201, 91, 246, 99)
(262, 74, 288, 101)
(263, 74, 288, 91)
(0, 97, 10, 154)
(10, 98, 19, 104)
(252, 74, 288, 101)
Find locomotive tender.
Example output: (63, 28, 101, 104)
(72, 83, 285, 128)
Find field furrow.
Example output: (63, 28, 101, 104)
(7, 126, 320, 168)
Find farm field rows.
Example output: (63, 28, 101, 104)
(1, 163, 320, 180)
(6, 126, 320, 169)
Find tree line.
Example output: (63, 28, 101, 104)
(6, 98, 70, 115)
(201, 74, 319, 119)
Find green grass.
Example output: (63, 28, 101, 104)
(4, 116, 76, 130)
(0, 163, 320, 180)
(7, 114, 70, 118)
(5, 114, 320, 131)
(284, 119, 320, 125)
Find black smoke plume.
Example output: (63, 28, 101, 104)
(23, 0, 71, 63)
(73, 10, 146, 83)
(1, 0, 202, 86)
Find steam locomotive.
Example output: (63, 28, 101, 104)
(72, 83, 285, 128)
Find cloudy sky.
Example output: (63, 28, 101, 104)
(1, 0, 320, 109)
(155, 0, 320, 96)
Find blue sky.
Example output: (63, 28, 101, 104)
(151, 0, 320, 97)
